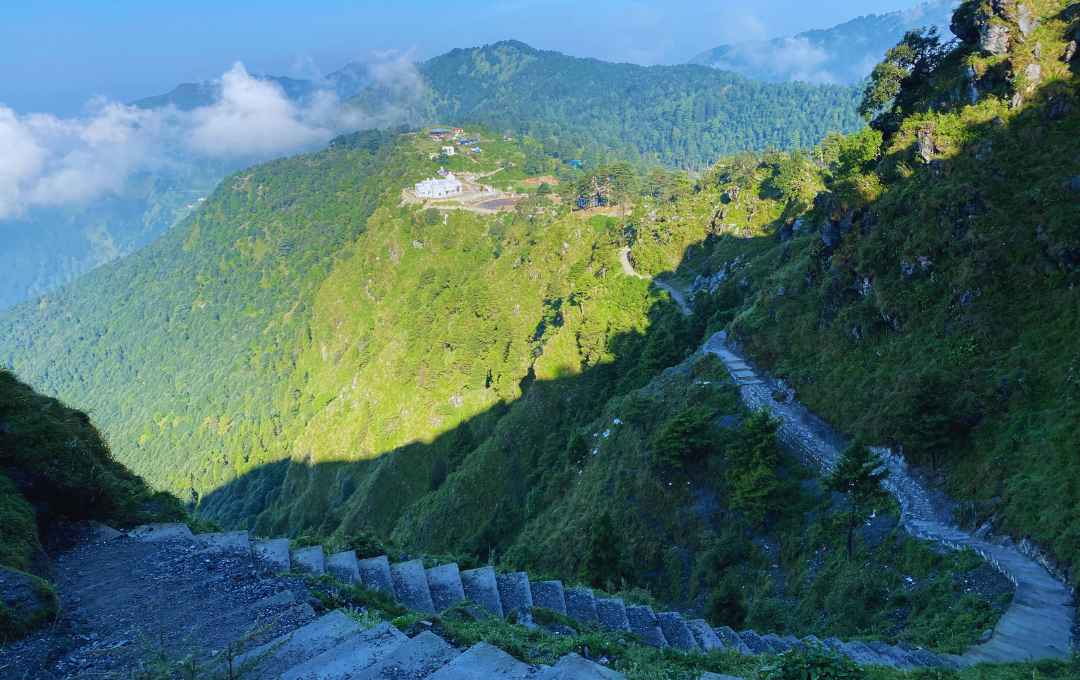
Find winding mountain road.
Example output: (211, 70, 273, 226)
(622, 249, 1075, 663)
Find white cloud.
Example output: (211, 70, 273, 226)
(0, 57, 424, 220)
(187, 62, 332, 158)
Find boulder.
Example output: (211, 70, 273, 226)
(0, 567, 59, 639)
(1017, 3, 1038, 38)
(916, 128, 938, 162)
(1064, 41, 1077, 63)
(980, 21, 1011, 55)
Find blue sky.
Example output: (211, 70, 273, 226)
(3, 0, 920, 115)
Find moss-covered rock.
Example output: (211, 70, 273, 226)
(0, 566, 58, 641)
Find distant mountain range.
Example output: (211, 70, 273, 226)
(358, 40, 863, 168)
(690, 0, 956, 84)
(0, 40, 865, 310)
(130, 62, 374, 111)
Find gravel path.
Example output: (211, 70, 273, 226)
(0, 525, 315, 679)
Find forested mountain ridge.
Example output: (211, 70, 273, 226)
(354, 40, 865, 168)
(2, 39, 861, 313)
(0, 126, 1011, 651)
(691, 0, 956, 84)
(632, 0, 1080, 586)
(3, 0, 1078, 663)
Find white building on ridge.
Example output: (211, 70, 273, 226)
(415, 172, 463, 199)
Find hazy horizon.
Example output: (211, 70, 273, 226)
(4, 0, 927, 116)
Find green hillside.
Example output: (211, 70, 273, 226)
(0, 369, 183, 638)
(630, 0, 1080, 583)
(354, 40, 865, 169)
(1, 0, 1077, 658)
(0, 123, 1013, 652)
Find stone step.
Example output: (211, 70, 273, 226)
(195, 530, 252, 555)
(253, 538, 292, 573)
(348, 631, 459, 679)
(713, 626, 752, 655)
(530, 580, 567, 616)
(427, 563, 467, 611)
(496, 571, 534, 618)
(840, 640, 888, 666)
(657, 612, 698, 652)
(326, 550, 361, 584)
(357, 555, 395, 595)
(128, 523, 194, 542)
(737, 630, 770, 655)
(234, 610, 363, 679)
(390, 559, 437, 614)
(625, 605, 667, 648)
(801, 634, 823, 649)
(536, 653, 626, 679)
(760, 633, 792, 653)
(685, 619, 723, 651)
(280, 621, 408, 680)
(564, 587, 599, 626)
(864, 641, 912, 668)
(594, 598, 631, 632)
(460, 566, 504, 618)
(428, 641, 532, 679)
(292, 545, 327, 575)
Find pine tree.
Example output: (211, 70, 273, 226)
(584, 511, 623, 589)
(729, 410, 782, 525)
(827, 442, 889, 559)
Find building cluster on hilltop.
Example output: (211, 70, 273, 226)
(415, 172, 464, 199)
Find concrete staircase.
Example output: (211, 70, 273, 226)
(122, 522, 960, 673)
(120, 524, 625, 679)
(702, 330, 1076, 665)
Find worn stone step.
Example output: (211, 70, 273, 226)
(348, 630, 459, 679)
(253, 538, 292, 573)
(737, 630, 770, 655)
(595, 598, 630, 631)
(391, 559, 437, 613)
(841, 640, 889, 666)
(357, 555, 395, 595)
(530, 580, 567, 615)
(865, 641, 913, 668)
(801, 634, 823, 649)
(496, 572, 534, 618)
(280, 621, 408, 680)
(427, 563, 467, 611)
(234, 610, 362, 679)
(128, 523, 194, 542)
(195, 530, 252, 555)
(657, 612, 698, 651)
(428, 641, 532, 679)
(625, 605, 667, 648)
(685, 619, 723, 651)
(536, 653, 626, 679)
(326, 551, 361, 584)
(460, 566, 504, 618)
(291, 546, 327, 575)
(760, 633, 793, 653)
(713, 626, 752, 655)
(564, 587, 599, 626)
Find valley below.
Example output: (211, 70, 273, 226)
(2, 1, 1079, 678)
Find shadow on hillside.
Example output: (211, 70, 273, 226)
(199, 66, 1078, 606)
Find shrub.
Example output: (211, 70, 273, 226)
(760, 648, 864, 680)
